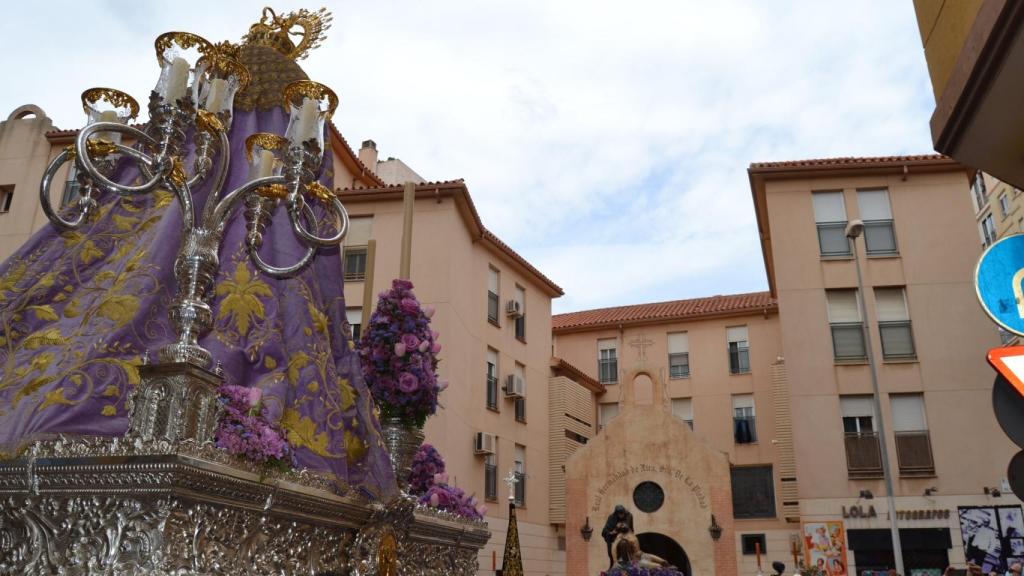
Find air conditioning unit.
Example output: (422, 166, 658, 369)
(505, 299, 522, 317)
(474, 432, 497, 455)
(504, 374, 525, 398)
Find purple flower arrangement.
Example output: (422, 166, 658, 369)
(214, 384, 293, 473)
(601, 566, 684, 576)
(408, 443, 486, 521)
(409, 443, 446, 495)
(358, 279, 445, 427)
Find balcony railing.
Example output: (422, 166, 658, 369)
(486, 375, 498, 410)
(844, 431, 883, 478)
(831, 322, 867, 360)
(895, 430, 935, 476)
(879, 320, 916, 360)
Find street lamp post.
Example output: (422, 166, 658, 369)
(846, 219, 904, 575)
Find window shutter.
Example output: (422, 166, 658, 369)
(857, 189, 892, 220)
(344, 217, 372, 246)
(598, 338, 617, 352)
(727, 326, 748, 344)
(346, 308, 362, 326)
(827, 290, 861, 323)
(891, 394, 927, 431)
(812, 192, 846, 223)
(874, 288, 908, 321)
(672, 398, 692, 421)
(488, 268, 499, 293)
(840, 396, 875, 418)
(515, 285, 526, 307)
(487, 349, 498, 366)
(668, 332, 689, 354)
(733, 394, 755, 410)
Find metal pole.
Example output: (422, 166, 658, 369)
(361, 238, 376, 322)
(399, 182, 415, 280)
(850, 229, 904, 575)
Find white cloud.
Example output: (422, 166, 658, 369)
(0, 0, 937, 313)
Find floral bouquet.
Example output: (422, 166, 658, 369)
(358, 279, 445, 428)
(214, 383, 293, 474)
(409, 443, 446, 495)
(419, 482, 487, 521)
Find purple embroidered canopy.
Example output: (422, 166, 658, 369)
(0, 47, 396, 499)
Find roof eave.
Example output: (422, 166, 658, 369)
(552, 303, 779, 334)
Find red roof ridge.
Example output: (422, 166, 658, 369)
(551, 356, 605, 394)
(552, 291, 776, 331)
(749, 153, 952, 170)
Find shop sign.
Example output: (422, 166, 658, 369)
(841, 505, 951, 520)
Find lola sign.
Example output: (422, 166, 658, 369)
(841, 505, 877, 518)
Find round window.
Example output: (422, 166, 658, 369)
(632, 481, 665, 513)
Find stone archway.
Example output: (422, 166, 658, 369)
(637, 532, 691, 576)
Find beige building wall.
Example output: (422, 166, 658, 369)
(751, 156, 1021, 572)
(553, 305, 793, 570)
(973, 170, 1024, 246)
(336, 184, 565, 575)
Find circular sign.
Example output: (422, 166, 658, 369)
(633, 481, 665, 513)
(1009, 450, 1024, 500)
(975, 234, 1024, 337)
(994, 375, 1024, 448)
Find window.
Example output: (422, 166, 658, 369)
(667, 332, 690, 378)
(733, 394, 757, 443)
(857, 189, 898, 255)
(981, 213, 997, 246)
(0, 186, 13, 213)
(827, 289, 866, 360)
(598, 402, 619, 430)
(727, 326, 750, 374)
(598, 339, 618, 384)
(812, 191, 851, 256)
(484, 453, 498, 501)
(486, 348, 499, 411)
(514, 285, 526, 341)
(1000, 194, 1011, 218)
(841, 395, 882, 478)
(875, 287, 915, 359)
(487, 267, 500, 325)
(514, 362, 526, 423)
(342, 216, 372, 281)
(61, 167, 80, 208)
(671, 398, 693, 429)
(741, 534, 767, 555)
(513, 444, 526, 507)
(731, 465, 776, 519)
(891, 393, 934, 476)
(346, 308, 362, 343)
(972, 171, 988, 212)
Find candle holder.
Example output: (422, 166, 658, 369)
(37, 30, 350, 443)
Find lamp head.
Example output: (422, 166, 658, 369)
(846, 219, 865, 239)
(858, 489, 874, 500)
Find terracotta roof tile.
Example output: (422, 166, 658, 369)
(749, 154, 951, 171)
(551, 357, 605, 394)
(552, 291, 775, 332)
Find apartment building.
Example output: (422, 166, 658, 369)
(750, 154, 1020, 574)
(971, 170, 1024, 248)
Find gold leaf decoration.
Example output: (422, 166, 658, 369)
(14, 375, 55, 405)
(338, 377, 355, 411)
(80, 240, 103, 264)
(40, 388, 74, 410)
(96, 295, 140, 328)
(0, 261, 26, 300)
(22, 328, 67, 350)
(215, 262, 273, 336)
(344, 429, 367, 464)
(287, 351, 310, 386)
(264, 355, 277, 370)
(112, 214, 139, 231)
(101, 405, 117, 416)
(27, 305, 58, 322)
(153, 190, 174, 209)
(308, 303, 328, 336)
(102, 385, 119, 397)
(281, 408, 332, 457)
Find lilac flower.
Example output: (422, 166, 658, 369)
(214, 383, 293, 473)
(395, 342, 407, 357)
(399, 297, 420, 314)
(423, 305, 435, 318)
(400, 333, 420, 350)
(398, 372, 419, 393)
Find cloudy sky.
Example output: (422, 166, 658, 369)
(0, 1, 936, 313)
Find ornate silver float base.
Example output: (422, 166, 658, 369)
(0, 438, 489, 575)
(379, 416, 426, 495)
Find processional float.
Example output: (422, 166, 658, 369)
(0, 7, 487, 574)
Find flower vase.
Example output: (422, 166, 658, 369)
(380, 415, 425, 494)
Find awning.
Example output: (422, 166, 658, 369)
(847, 529, 952, 551)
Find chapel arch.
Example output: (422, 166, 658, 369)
(7, 105, 47, 121)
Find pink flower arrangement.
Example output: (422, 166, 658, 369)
(214, 384, 293, 473)
(409, 443, 446, 495)
(358, 279, 442, 427)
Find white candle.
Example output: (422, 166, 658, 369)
(292, 97, 320, 143)
(164, 57, 189, 104)
(97, 110, 122, 144)
(204, 78, 228, 112)
(98, 110, 118, 124)
(257, 149, 275, 179)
